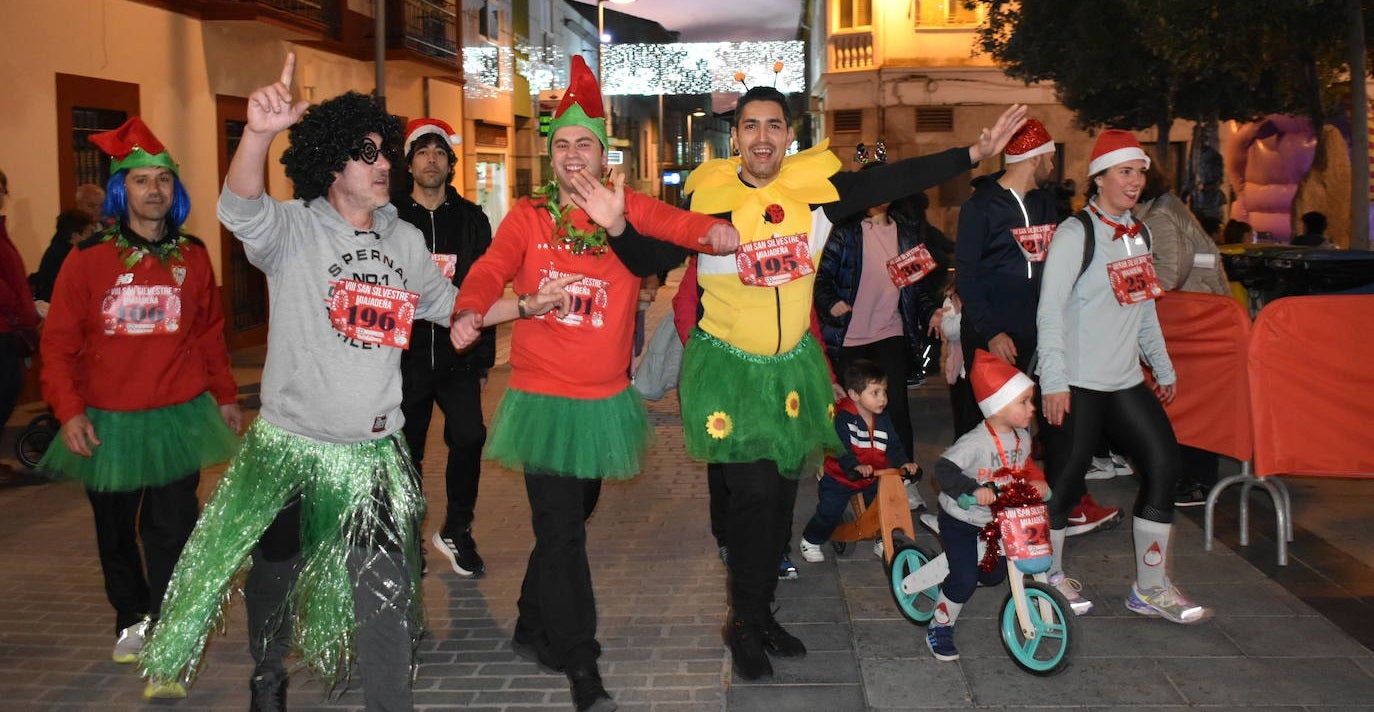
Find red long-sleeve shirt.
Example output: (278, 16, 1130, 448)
(40, 232, 237, 422)
(454, 189, 724, 399)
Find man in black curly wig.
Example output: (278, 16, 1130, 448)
(143, 54, 578, 710)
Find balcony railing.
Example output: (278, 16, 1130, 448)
(830, 30, 874, 71)
(398, 0, 458, 62)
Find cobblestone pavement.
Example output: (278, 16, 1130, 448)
(4, 276, 1374, 711)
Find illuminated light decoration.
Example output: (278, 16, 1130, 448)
(597, 41, 804, 96)
(463, 44, 516, 99)
(516, 42, 567, 93)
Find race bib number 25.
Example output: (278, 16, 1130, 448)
(327, 279, 419, 348)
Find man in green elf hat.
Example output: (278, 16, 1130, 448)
(38, 116, 242, 668)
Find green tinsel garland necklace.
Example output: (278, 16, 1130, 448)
(532, 180, 608, 257)
(103, 224, 188, 270)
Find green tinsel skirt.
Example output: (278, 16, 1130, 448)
(140, 418, 424, 689)
(679, 329, 840, 478)
(38, 392, 239, 492)
(485, 386, 651, 480)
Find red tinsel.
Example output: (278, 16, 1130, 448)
(976, 473, 1044, 573)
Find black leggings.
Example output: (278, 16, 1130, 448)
(1042, 383, 1180, 528)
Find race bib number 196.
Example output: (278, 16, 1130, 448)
(735, 233, 814, 287)
(327, 279, 419, 348)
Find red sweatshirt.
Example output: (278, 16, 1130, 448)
(40, 231, 238, 422)
(454, 189, 725, 399)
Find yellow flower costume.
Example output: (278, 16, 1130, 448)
(678, 142, 844, 476)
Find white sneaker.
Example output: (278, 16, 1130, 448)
(919, 512, 940, 534)
(872, 539, 885, 559)
(1109, 453, 1134, 476)
(113, 617, 150, 663)
(1047, 572, 1094, 615)
(1084, 456, 1117, 480)
(904, 480, 927, 510)
(799, 539, 825, 563)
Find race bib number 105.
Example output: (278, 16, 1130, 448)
(735, 233, 814, 287)
(327, 279, 419, 348)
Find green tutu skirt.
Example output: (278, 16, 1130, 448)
(485, 386, 651, 480)
(679, 329, 839, 477)
(39, 392, 239, 492)
(140, 418, 424, 690)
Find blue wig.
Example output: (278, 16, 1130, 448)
(103, 169, 192, 230)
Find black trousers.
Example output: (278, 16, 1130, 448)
(1041, 384, 1181, 528)
(0, 334, 23, 434)
(721, 460, 799, 625)
(836, 335, 914, 457)
(516, 471, 603, 671)
(400, 366, 486, 534)
(86, 471, 200, 633)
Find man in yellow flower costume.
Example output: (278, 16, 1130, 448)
(680, 87, 1027, 679)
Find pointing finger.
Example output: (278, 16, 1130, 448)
(280, 52, 297, 88)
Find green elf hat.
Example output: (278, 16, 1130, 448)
(89, 117, 179, 175)
(548, 54, 607, 152)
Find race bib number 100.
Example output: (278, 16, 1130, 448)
(100, 285, 183, 335)
(327, 279, 419, 348)
(735, 233, 814, 287)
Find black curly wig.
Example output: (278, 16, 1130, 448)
(281, 91, 403, 201)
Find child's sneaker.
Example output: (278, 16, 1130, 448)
(1047, 572, 1094, 615)
(925, 624, 959, 661)
(1126, 583, 1211, 624)
(872, 539, 884, 559)
(798, 539, 825, 563)
(778, 554, 799, 580)
(918, 512, 940, 534)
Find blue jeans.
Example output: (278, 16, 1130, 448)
(802, 475, 876, 546)
(937, 509, 1006, 604)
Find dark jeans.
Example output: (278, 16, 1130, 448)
(837, 336, 913, 457)
(937, 509, 1006, 604)
(400, 366, 486, 535)
(1041, 384, 1181, 528)
(86, 471, 200, 633)
(516, 471, 603, 671)
(802, 475, 875, 546)
(721, 460, 799, 624)
(0, 333, 23, 434)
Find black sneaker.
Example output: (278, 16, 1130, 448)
(568, 664, 617, 712)
(432, 530, 485, 577)
(760, 615, 806, 658)
(1174, 486, 1208, 508)
(725, 620, 773, 680)
(249, 670, 288, 712)
(511, 630, 565, 673)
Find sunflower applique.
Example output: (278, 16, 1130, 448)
(706, 411, 734, 440)
(784, 391, 801, 418)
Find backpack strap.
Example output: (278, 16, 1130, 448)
(1072, 209, 1152, 284)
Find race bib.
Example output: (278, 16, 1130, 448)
(1106, 255, 1164, 305)
(736, 233, 814, 287)
(101, 285, 183, 335)
(432, 253, 458, 280)
(885, 244, 937, 287)
(999, 503, 1052, 571)
(326, 279, 419, 349)
(543, 271, 610, 328)
(1010, 224, 1056, 263)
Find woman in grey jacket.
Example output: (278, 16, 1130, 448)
(1036, 130, 1210, 626)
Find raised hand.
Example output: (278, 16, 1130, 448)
(246, 53, 310, 136)
(566, 169, 627, 236)
(970, 104, 1028, 163)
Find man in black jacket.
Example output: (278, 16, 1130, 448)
(394, 118, 495, 577)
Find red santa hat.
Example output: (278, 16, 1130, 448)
(1003, 119, 1054, 164)
(404, 118, 462, 157)
(971, 350, 1035, 419)
(1088, 129, 1150, 176)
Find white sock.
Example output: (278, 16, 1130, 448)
(1050, 528, 1067, 576)
(931, 592, 963, 627)
(1133, 516, 1172, 590)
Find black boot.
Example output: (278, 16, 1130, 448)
(567, 663, 617, 712)
(725, 619, 773, 680)
(249, 669, 288, 712)
(760, 615, 806, 658)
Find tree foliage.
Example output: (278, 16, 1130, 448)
(972, 0, 1365, 131)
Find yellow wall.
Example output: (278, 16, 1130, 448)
(0, 0, 464, 277)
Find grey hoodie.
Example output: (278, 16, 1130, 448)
(218, 187, 458, 444)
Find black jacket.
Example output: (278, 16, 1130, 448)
(393, 186, 495, 373)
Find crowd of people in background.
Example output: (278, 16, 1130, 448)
(2, 48, 1354, 712)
